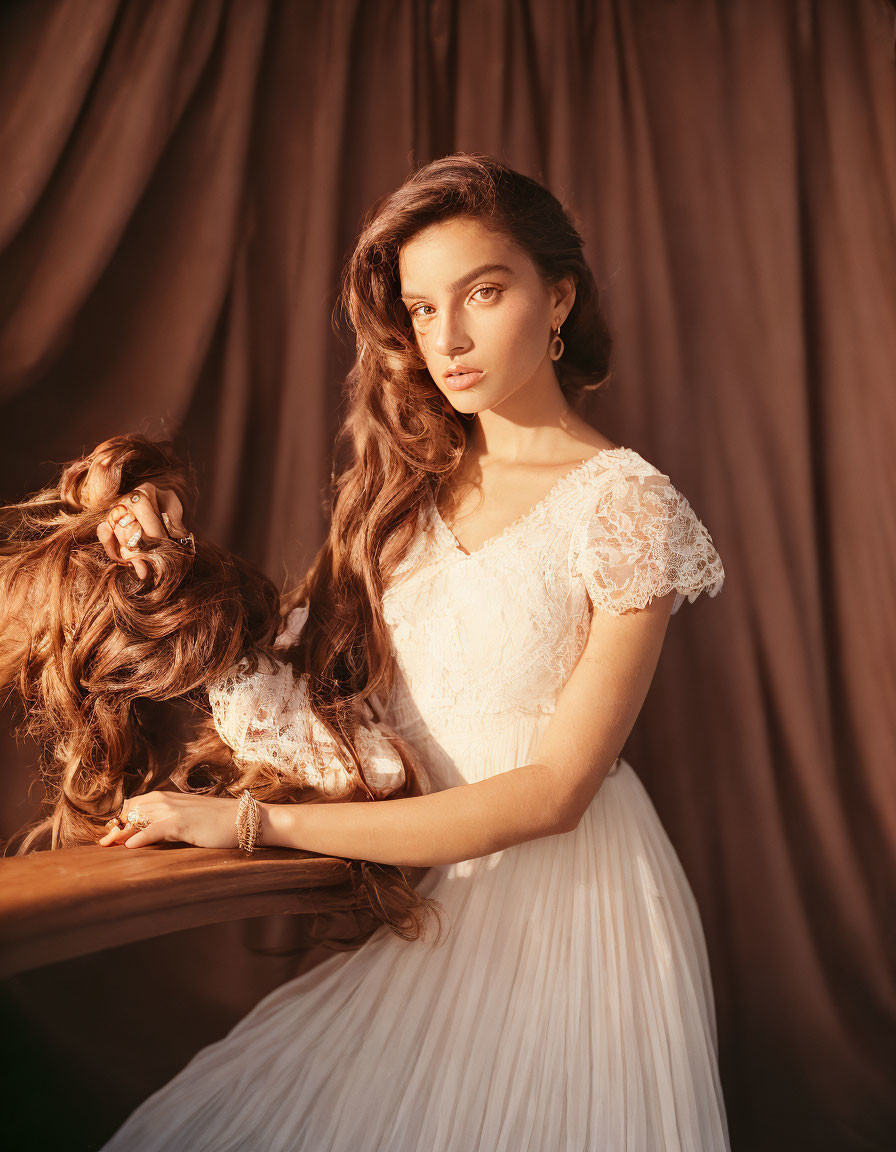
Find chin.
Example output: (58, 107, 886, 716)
(446, 396, 488, 416)
(436, 386, 483, 411)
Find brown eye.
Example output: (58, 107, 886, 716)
(471, 286, 501, 303)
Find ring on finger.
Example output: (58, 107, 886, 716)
(126, 529, 143, 549)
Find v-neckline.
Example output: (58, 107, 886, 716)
(428, 446, 629, 559)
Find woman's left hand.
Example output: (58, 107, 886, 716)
(97, 791, 244, 850)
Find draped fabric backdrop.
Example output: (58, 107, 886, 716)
(1, 2, 894, 1149)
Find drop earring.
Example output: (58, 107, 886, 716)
(549, 319, 565, 361)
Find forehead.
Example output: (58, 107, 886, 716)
(398, 217, 523, 291)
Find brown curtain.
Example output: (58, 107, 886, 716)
(2, 2, 894, 1149)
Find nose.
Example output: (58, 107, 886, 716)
(431, 307, 471, 357)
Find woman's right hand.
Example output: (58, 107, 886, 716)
(90, 454, 194, 581)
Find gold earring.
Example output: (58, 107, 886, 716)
(549, 320, 565, 361)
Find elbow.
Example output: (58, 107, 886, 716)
(547, 759, 622, 836)
(547, 794, 582, 836)
(555, 806, 582, 835)
(533, 773, 583, 837)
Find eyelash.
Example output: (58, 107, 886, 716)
(409, 285, 502, 321)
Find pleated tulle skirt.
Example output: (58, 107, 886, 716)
(99, 715, 732, 1152)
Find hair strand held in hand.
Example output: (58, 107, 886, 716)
(0, 434, 444, 948)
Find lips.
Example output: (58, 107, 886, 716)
(443, 365, 485, 391)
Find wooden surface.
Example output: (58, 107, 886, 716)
(0, 843, 403, 978)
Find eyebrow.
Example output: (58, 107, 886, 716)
(400, 263, 515, 302)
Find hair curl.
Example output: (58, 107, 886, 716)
(0, 434, 445, 949)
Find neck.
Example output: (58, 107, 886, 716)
(461, 363, 580, 464)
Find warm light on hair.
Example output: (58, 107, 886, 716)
(0, 434, 443, 948)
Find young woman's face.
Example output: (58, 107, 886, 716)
(398, 216, 572, 416)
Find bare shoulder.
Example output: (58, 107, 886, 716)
(563, 422, 621, 458)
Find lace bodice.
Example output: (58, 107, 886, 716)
(207, 447, 725, 789)
(379, 446, 724, 733)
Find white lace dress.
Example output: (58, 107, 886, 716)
(100, 446, 731, 1152)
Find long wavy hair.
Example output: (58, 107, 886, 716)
(0, 435, 442, 948)
(2, 152, 613, 952)
(293, 150, 613, 735)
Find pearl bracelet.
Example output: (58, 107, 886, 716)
(236, 788, 261, 853)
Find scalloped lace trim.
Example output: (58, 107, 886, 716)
(569, 470, 725, 615)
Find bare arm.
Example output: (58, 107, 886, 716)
(260, 588, 677, 868)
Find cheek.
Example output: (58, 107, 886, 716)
(503, 295, 545, 340)
(491, 296, 549, 368)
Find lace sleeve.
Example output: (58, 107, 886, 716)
(206, 604, 405, 799)
(569, 471, 725, 616)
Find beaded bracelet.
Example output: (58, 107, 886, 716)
(236, 788, 261, 854)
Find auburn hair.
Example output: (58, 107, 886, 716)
(2, 151, 613, 952)
(0, 435, 444, 949)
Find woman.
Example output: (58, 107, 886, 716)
(98, 153, 730, 1150)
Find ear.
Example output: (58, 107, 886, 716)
(552, 273, 577, 322)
